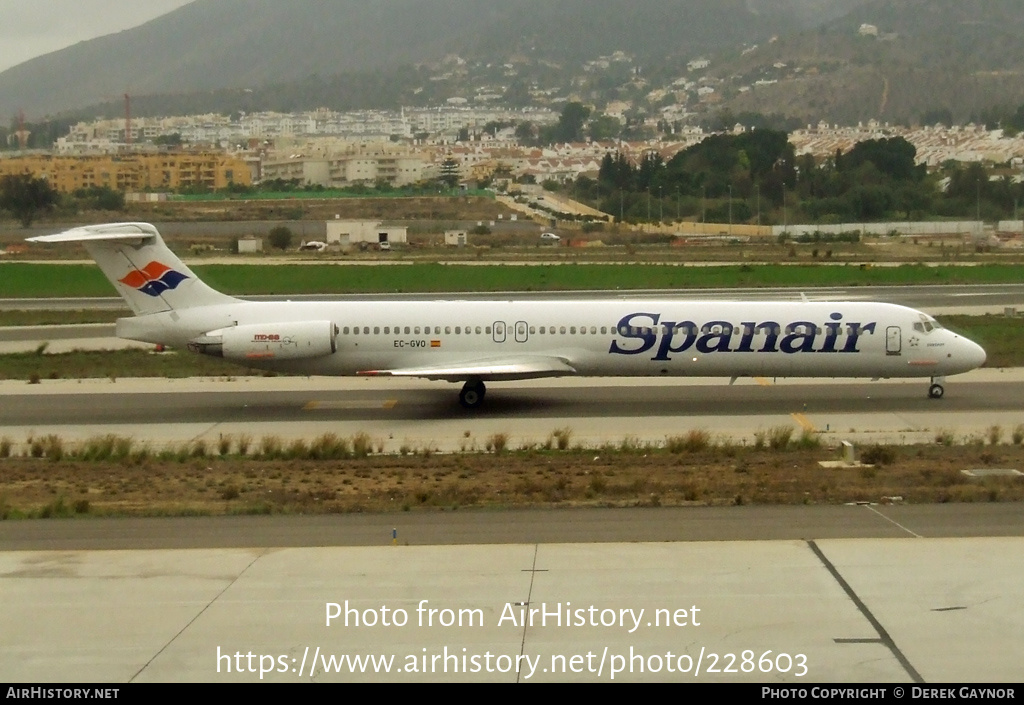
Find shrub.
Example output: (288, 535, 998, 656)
(795, 430, 821, 449)
(310, 433, 349, 460)
(667, 429, 711, 453)
(987, 425, 1003, 446)
(486, 433, 509, 454)
(351, 432, 373, 458)
(259, 436, 283, 459)
(1013, 425, 1024, 445)
(768, 426, 794, 450)
(236, 434, 252, 456)
(268, 226, 293, 251)
(551, 427, 573, 451)
(860, 445, 896, 467)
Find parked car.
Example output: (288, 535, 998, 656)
(540, 232, 560, 242)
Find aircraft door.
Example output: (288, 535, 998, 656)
(515, 321, 529, 343)
(493, 321, 507, 344)
(886, 326, 902, 356)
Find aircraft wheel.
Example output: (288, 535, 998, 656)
(928, 383, 944, 399)
(459, 381, 486, 409)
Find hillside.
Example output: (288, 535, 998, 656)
(0, 0, 861, 119)
(715, 0, 1024, 125)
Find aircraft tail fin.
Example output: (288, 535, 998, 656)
(27, 222, 238, 316)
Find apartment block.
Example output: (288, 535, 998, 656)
(0, 153, 251, 192)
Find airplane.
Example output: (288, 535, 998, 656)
(28, 222, 987, 408)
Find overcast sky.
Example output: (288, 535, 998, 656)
(0, 0, 193, 73)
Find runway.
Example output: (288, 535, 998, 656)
(2, 370, 1022, 451)
(3, 282, 1024, 311)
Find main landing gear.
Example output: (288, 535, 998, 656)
(459, 379, 487, 409)
(928, 376, 945, 399)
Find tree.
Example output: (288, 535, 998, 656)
(840, 137, 923, 183)
(588, 115, 621, 141)
(73, 186, 125, 212)
(268, 226, 293, 251)
(547, 102, 591, 143)
(439, 156, 461, 188)
(0, 173, 58, 227)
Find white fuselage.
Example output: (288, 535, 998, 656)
(117, 298, 986, 381)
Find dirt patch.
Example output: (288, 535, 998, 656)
(2, 443, 1022, 519)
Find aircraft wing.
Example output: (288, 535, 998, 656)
(358, 356, 577, 382)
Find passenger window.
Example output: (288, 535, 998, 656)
(343, 327, 350, 335)
(445, 327, 451, 335)
(477, 327, 483, 334)
(404, 327, 411, 335)
(571, 327, 577, 334)
(560, 327, 567, 334)
(455, 326, 461, 334)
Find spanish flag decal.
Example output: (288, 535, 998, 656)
(431, 340, 441, 348)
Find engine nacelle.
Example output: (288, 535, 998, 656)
(190, 321, 338, 361)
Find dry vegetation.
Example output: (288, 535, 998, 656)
(131, 195, 514, 225)
(1, 429, 1022, 519)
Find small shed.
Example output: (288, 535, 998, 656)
(444, 230, 468, 247)
(237, 237, 263, 254)
(326, 220, 408, 247)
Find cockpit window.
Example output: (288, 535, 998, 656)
(916, 315, 941, 334)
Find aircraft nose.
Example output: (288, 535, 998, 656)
(959, 337, 987, 370)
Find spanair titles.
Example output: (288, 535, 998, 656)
(609, 312, 876, 360)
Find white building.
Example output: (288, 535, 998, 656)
(325, 220, 408, 247)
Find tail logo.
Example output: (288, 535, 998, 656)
(119, 262, 189, 297)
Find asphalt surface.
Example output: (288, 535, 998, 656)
(1, 376, 1020, 427)
(2, 282, 1024, 311)
(2, 504, 1022, 552)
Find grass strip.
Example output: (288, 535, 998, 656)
(4, 262, 1024, 297)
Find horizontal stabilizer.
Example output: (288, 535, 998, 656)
(359, 356, 577, 382)
(27, 222, 160, 245)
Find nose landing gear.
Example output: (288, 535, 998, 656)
(928, 376, 945, 399)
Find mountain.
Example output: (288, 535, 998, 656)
(0, 0, 863, 119)
(715, 0, 1024, 125)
